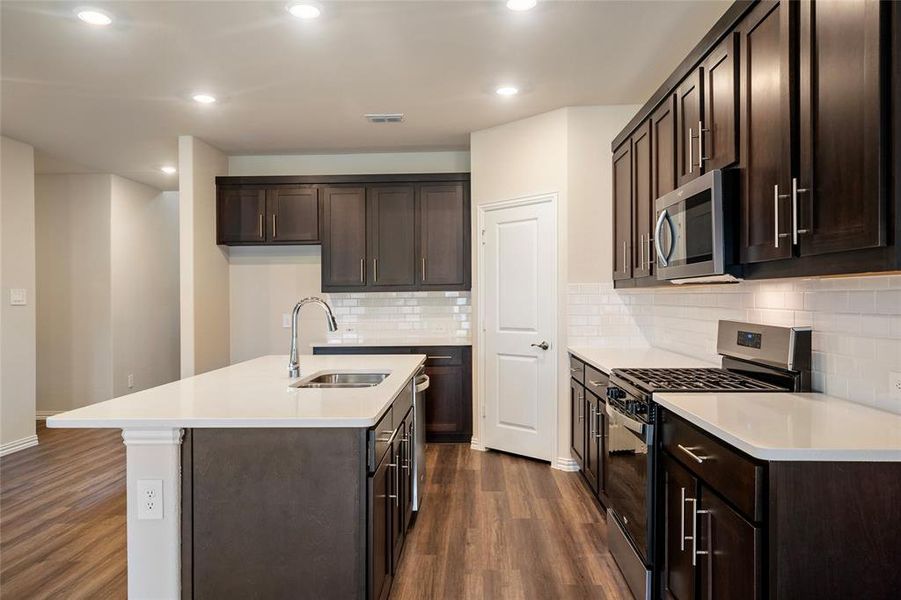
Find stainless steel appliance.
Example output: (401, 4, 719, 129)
(604, 321, 811, 600)
(411, 367, 429, 513)
(654, 169, 741, 283)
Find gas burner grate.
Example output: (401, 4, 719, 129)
(612, 368, 787, 393)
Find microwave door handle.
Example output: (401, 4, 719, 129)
(655, 209, 669, 267)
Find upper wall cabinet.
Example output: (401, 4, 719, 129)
(631, 121, 654, 280)
(217, 174, 471, 293)
(218, 185, 319, 245)
(702, 32, 740, 171)
(612, 141, 633, 281)
(676, 69, 704, 187)
(796, 0, 885, 257)
(739, 0, 793, 264)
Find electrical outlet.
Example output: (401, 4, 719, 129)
(282, 313, 291, 328)
(127, 374, 134, 389)
(890, 372, 901, 399)
(9, 288, 26, 306)
(137, 479, 163, 520)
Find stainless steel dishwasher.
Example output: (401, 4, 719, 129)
(412, 366, 429, 513)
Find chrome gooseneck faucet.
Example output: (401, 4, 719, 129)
(288, 297, 338, 378)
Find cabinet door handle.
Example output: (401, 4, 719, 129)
(589, 405, 596, 437)
(680, 487, 688, 551)
(388, 462, 399, 506)
(794, 178, 811, 236)
(258, 214, 264, 239)
(360, 257, 365, 283)
(272, 214, 277, 239)
(595, 410, 603, 440)
(698, 119, 709, 165)
(688, 127, 694, 174)
(421, 257, 426, 281)
(638, 233, 644, 271)
(373, 258, 378, 282)
(678, 444, 708, 464)
(647, 236, 655, 267)
(622, 241, 628, 272)
(774, 184, 792, 248)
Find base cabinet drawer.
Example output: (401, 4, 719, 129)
(661, 410, 762, 521)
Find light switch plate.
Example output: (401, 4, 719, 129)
(9, 288, 26, 306)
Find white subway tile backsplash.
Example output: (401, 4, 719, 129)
(568, 274, 901, 414)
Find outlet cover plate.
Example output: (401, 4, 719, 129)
(137, 479, 163, 520)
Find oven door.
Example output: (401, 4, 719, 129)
(605, 400, 653, 564)
(655, 169, 725, 281)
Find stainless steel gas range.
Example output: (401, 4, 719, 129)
(604, 321, 811, 600)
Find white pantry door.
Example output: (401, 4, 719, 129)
(481, 195, 557, 462)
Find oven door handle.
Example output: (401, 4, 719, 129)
(605, 400, 648, 439)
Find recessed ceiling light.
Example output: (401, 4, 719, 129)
(495, 86, 519, 97)
(192, 93, 217, 104)
(160, 166, 177, 175)
(76, 8, 113, 26)
(506, 0, 537, 12)
(286, 3, 321, 19)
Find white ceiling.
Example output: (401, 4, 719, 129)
(1, 1, 730, 191)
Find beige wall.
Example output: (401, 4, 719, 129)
(35, 174, 113, 413)
(469, 106, 638, 466)
(0, 136, 37, 450)
(179, 136, 229, 376)
(111, 178, 180, 396)
(228, 151, 470, 176)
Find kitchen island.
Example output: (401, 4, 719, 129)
(47, 354, 426, 600)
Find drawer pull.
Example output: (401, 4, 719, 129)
(587, 379, 605, 388)
(570, 367, 580, 373)
(427, 355, 453, 360)
(678, 444, 708, 464)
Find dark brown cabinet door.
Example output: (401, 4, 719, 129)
(418, 183, 469, 289)
(739, 0, 794, 264)
(702, 32, 740, 171)
(632, 121, 653, 279)
(697, 487, 761, 600)
(570, 379, 584, 469)
(217, 186, 266, 244)
(612, 142, 633, 280)
(368, 186, 416, 287)
(322, 186, 367, 290)
(424, 364, 466, 441)
(369, 454, 392, 600)
(663, 455, 698, 600)
(389, 433, 405, 570)
(676, 69, 704, 187)
(797, 0, 885, 257)
(583, 392, 602, 495)
(267, 186, 319, 243)
(652, 94, 677, 202)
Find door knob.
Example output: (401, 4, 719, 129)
(531, 341, 549, 351)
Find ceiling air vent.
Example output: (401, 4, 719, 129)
(364, 113, 405, 124)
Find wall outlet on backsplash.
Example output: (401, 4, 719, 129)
(282, 313, 291, 329)
(890, 372, 901, 399)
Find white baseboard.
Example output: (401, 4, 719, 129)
(553, 456, 580, 472)
(1, 434, 39, 457)
(36, 411, 62, 421)
(469, 437, 487, 452)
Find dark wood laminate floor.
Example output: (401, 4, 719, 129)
(390, 444, 630, 600)
(0, 423, 127, 599)
(0, 427, 628, 600)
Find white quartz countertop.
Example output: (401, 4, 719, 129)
(654, 392, 901, 462)
(47, 355, 425, 429)
(312, 337, 471, 348)
(568, 346, 716, 374)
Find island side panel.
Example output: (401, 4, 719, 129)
(184, 428, 368, 600)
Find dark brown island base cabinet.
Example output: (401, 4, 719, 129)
(315, 345, 473, 443)
(660, 410, 901, 600)
(179, 382, 417, 600)
(216, 173, 471, 293)
(569, 355, 608, 505)
(611, 0, 901, 287)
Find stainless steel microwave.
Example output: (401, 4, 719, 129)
(654, 169, 741, 283)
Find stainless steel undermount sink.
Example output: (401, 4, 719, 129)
(291, 372, 389, 389)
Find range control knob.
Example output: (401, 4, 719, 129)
(607, 387, 626, 400)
